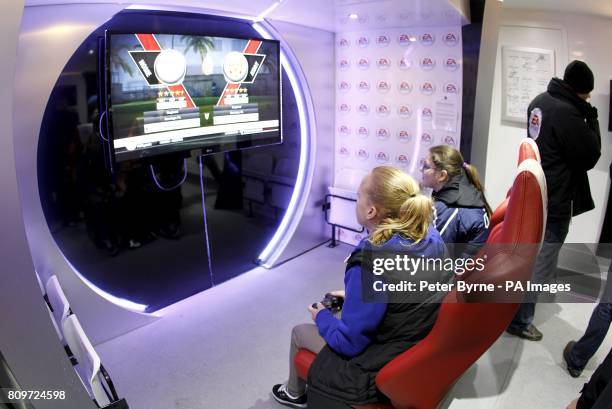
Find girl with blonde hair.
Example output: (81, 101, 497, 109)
(272, 166, 446, 408)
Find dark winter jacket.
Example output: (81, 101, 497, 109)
(308, 228, 449, 406)
(527, 78, 601, 219)
(432, 171, 489, 258)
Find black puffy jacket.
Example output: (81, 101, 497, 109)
(527, 78, 601, 219)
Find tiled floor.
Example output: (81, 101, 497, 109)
(95, 242, 612, 409)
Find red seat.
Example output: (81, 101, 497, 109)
(295, 158, 547, 409)
(489, 138, 541, 230)
(489, 198, 508, 229)
(517, 137, 540, 164)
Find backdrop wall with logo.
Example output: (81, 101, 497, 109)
(333, 26, 464, 245)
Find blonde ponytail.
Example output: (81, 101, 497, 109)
(367, 166, 433, 246)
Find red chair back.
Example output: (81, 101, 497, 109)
(490, 138, 541, 230)
(517, 137, 540, 164)
(374, 159, 546, 409)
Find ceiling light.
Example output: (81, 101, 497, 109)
(349, 13, 359, 20)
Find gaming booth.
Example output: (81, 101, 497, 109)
(3, 1, 608, 408)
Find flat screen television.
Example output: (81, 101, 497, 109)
(105, 32, 282, 162)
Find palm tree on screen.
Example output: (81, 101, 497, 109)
(181, 36, 215, 63)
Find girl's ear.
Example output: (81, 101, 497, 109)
(366, 205, 378, 221)
(438, 169, 448, 184)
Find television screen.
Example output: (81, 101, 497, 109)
(105, 32, 281, 162)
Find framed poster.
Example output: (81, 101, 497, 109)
(501, 46, 555, 123)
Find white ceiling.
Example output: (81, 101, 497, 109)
(503, 0, 612, 19)
(23, 0, 468, 32)
(23, 0, 612, 32)
(24, 0, 283, 18)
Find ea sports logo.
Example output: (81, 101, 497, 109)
(377, 81, 390, 93)
(420, 33, 435, 46)
(420, 82, 435, 95)
(444, 58, 459, 71)
(358, 58, 370, 69)
(422, 107, 433, 119)
(338, 38, 350, 48)
(421, 132, 433, 144)
(223, 51, 249, 83)
(155, 49, 187, 85)
(339, 146, 350, 157)
(397, 105, 412, 118)
(338, 81, 350, 92)
(398, 57, 412, 70)
(398, 33, 413, 46)
(339, 125, 350, 135)
(396, 154, 410, 167)
(420, 57, 435, 71)
(376, 35, 390, 47)
(376, 104, 390, 117)
(444, 136, 457, 146)
(376, 151, 390, 163)
(376, 128, 390, 140)
(339, 59, 350, 70)
(443, 33, 459, 47)
(376, 57, 391, 69)
(358, 126, 369, 138)
(358, 103, 370, 115)
(357, 36, 369, 48)
(338, 103, 350, 113)
(357, 148, 369, 160)
(444, 83, 459, 94)
(398, 81, 412, 94)
(397, 130, 412, 143)
(358, 81, 370, 92)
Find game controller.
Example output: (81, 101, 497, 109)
(311, 293, 344, 312)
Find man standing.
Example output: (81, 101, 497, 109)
(507, 60, 601, 341)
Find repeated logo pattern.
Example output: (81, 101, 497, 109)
(335, 27, 464, 245)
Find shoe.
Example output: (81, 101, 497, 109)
(506, 324, 543, 341)
(272, 383, 307, 408)
(563, 341, 583, 378)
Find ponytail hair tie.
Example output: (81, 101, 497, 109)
(462, 162, 469, 169)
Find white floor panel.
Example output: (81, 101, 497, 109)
(95, 243, 612, 409)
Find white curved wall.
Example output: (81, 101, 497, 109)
(14, 3, 161, 346)
(1, 2, 97, 408)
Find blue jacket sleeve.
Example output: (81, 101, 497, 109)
(315, 265, 387, 357)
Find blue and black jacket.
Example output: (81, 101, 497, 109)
(432, 171, 489, 259)
(308, 228, 447, 405)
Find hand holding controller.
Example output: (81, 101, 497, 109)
(320, 292, 344, 312)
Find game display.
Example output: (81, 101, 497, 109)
(106, 33, 281, 162)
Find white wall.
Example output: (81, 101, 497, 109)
(267, 19, 336, 262)
(484, 8, 612, 243)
